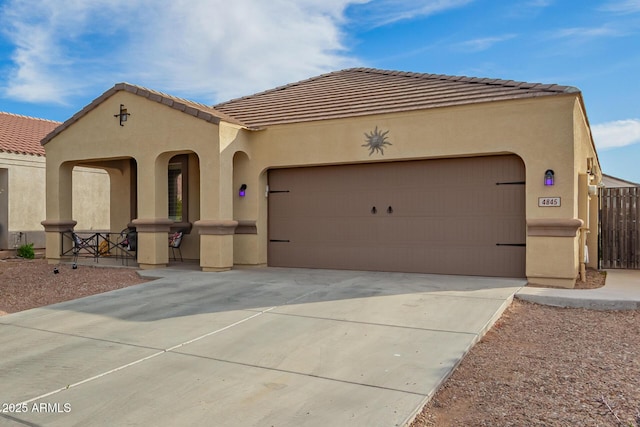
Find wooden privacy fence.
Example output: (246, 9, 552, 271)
(600, 187, 640, 269)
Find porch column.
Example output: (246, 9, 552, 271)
(42, 162, 74, 263)
(131, 218, 174, 269)
(196, 153, 236, 271)
(194, 220, 238, 271)
(133, 156, 172, 269)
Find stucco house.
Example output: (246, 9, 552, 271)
(0, 112, 109, 250)
(41, 68, 602, 288)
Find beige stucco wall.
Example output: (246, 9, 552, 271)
(0, 151, 109, 250)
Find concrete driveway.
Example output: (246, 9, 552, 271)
(0, 268, 525, 426)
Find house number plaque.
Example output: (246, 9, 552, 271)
(538, 197, 561, 207)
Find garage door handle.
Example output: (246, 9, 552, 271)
(387, 206, 393, 214)
(496, 243, 526, 247)
(371, 206, 377, 214)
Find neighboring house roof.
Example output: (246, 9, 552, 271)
(41, 83, 252, 145)
(602, 174, 640, 187)
(214, 67, 581, 128)
(0, 112, 59, 156)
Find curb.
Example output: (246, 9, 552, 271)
(515, 293, 640, 310)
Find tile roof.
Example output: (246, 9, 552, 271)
(0, 112, 60, 156)
(602, 174, 640, 187)
(214, 68, 581, 128)
(41, 83, 252, 145)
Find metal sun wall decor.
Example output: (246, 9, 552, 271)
(362, 126, 391, 155)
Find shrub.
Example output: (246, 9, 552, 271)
(17, 243, 35, 259)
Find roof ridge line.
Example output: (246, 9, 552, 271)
(114, 83, 218, 111)
(343, 68, 576, 93)
(112, 82, 251, 127)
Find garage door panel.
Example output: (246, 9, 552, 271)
(271, 243, 523, 277)
(271, 217, 379, 242)
(271, 192, 380, 219)
(268, 155, 525, 277)
(378, 217, 524, 245)
(389, 188, 523, 217)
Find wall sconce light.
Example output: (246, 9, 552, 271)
(544, 170, 555, 186)
(114, 104, 130, 126)
(239, 184, 247, 197)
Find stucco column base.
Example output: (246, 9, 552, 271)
(234, 234, 262, 265)
(233, 220, 261, 266)
(526, 218, 583, 289)
(41, 219, 78, 262)
(202, 266, 232, 272)
(195, 220, 238, 271)
(526, 276, 577, 289)
(138, 263, 169, 270)
(132, 218, 174, 269)
(527, 250, 579, 288)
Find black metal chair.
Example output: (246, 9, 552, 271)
(116, 227, 137, 265)
(169, 231, 184, 262)
(71, 231, 98, 267)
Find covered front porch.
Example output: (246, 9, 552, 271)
(41, 83, 259, 272)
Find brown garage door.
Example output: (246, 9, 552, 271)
(268, 155, 525, 277)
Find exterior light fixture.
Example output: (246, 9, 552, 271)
(114, 104, 130, 126)
(239, 184, 247, 197)
(544, 170, 555, 186)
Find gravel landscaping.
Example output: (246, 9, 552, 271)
(0, 258, 147, 315)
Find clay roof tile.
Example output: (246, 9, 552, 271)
(214, 68, 579, 127)
(0, 112, 60, 156)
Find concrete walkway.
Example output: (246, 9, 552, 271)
(517, 269, 640, 310)
(0, 269, 525, 427)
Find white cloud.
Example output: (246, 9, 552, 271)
(600, 0, 640, 14)
(0, 0, 144, 103)
(131, 0, 365, 102)
(455, 34, 517, 52)
(549, 25, 625, 40)
(0, 0, 136, 102)
(0, 0, 366, 105)
(592, 119, 640, 150)
(345, 0, 475, 28)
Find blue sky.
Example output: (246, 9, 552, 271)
(1, 0, 639, 182)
